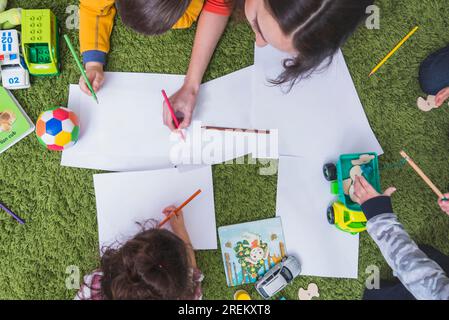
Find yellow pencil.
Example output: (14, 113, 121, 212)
(369, 26, 419, 77)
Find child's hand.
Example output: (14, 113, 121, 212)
(162, 205, 189, 240)
(352, 176, 397, 205)
(438, 194, 449, 216)
(80, 62, 105, 96)
(435, 87, 449, 107)
(163, 84, 198, 131)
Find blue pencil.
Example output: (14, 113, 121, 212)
(0, 201, 25, 224)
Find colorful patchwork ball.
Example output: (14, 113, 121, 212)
(36, 107, 79, 151)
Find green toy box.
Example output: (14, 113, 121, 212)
(336, 153, 381, 211)
(21, 9, 60, 76)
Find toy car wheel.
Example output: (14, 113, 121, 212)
(323, 163, 337, 181)
(327, 205, 335, 225)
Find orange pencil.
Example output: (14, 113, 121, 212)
(162, 89, 186, 141)
(158, 189, 202, 228)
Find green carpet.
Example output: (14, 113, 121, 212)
(1, 0, 448, 300)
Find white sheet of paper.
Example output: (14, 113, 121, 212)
(62, 71, 269, 171)
(94, 166, 217, 251)
(276, 156, 359, 279)
(196, 66, 253, 129)
(62, 74, 185, 171)
(252, 45, 383, 158)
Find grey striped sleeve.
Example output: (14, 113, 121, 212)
(367, 213, 449, 300)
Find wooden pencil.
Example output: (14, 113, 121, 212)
(400, 150, 445, 199)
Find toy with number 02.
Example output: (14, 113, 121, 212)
(35, 107, 79, 151)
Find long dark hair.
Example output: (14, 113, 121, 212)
(100, 226, 193, 300)
(266, 0, 373, 87)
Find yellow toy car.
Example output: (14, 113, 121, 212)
(323, 153, 380, 235)
(327, 202, 367, 235)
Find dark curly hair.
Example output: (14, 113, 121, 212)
(99, 226, 194, 300)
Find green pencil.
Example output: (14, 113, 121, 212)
(63, 34, 99, 104)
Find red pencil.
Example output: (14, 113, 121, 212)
(162, 89, 186, 141)
(158, 189, 202, 228)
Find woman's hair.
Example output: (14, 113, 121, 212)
(265, 0, 374, 87)
(100, 226, 193, 300)
(116, 0, 192, 35)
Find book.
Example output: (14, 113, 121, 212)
(218, 217, 287, 287)
(0, 87, 34, 154)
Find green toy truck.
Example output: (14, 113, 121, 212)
(21, 9, 60, 76)
(323, 153, 381, 235)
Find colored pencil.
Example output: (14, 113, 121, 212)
(202, 126, 270, 135)
(369, 26, 419, 77)
(400, 150, 447, 200)
(64, 34, 99, 104)
(158, 189, 202, 228)
(0, 201, 25, 224)
(161, 90, 186, 141)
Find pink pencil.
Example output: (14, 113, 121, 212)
(162, 90, 186, 142)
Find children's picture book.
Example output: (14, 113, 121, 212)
(218, 217, 287, 287)
(0, 87, 34, 154)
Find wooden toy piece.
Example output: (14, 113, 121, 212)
(351, 154, 375, 166)
(417, 95, 438, 112)
(343, 178, 352, 195)
(234, 290, 251, 300)
(349, 185, 357, 202)
(400, 150, 445, 199)
(350, 165, 363, 180)
(298, 283, 320, 300)
(0, 110, 16, 132)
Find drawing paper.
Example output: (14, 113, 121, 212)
(276, 156, 360, 279)
(62, 70, 270, 171)
(94, 166, 217, 251)
(252, 45, 383, 158)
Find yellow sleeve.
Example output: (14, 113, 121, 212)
(172, 0, 204, 29)
(79, 0, 116, 54)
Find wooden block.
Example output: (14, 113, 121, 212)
(417, 95, 437, 112)
(351, 154, 374, 166)
(343, 178, 352, 195)
(350, 165, 363, 180)
(298, 283, 320, 300)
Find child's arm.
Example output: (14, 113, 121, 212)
(163, 10, 230, 131)
(163, 206, 197, 268)
(354, 176, 449, 300)
(79, 0, 116, 95)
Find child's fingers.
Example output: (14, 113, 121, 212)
(435, 87, 449, 107)
(162, 205, 177, 216)
(79, 77, 92, 96)
(179, 111, 192, 129)
(353, 176, 366, 195)
(162, 106, 177, 131)
(92, 73, 104, 92)
(441, 193, 449, 201)
(383, 187, 397, 197)
(358, 175, 375, 193)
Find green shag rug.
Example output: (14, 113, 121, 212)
(0, 0, 448, 300)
